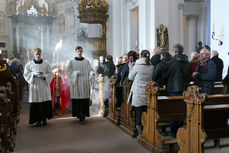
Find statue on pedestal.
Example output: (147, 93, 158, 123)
(157, 24, 169, 49)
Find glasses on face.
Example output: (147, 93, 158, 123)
(200, 53, 207, 55)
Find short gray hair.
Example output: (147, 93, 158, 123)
(173, 43, 183, 54)
(201, 47, 210, 54)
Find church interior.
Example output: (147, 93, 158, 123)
(1, 0, 229, 153)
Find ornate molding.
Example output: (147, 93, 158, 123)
(8, 0, 55, 17)
(183, 85, 206, 105)
(77, 0, 109, 24)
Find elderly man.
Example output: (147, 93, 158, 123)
(193, 47, 217, 94)
(211, 50, 224, 82)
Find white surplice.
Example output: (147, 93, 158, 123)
(23, 60, 54, 103)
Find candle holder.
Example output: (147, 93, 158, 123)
(212, 32, 223, 46)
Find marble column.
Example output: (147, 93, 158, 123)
(12, 20, 17, 51)
(178, 4, 185, 45)
(16, 24, 20, 52)
(187, 15, 198, 55)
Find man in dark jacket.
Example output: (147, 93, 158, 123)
(165, 44, 191, 95)
(152, 50, 172, 87)
(164, 43, 191, 138)
(193, 48, 217, 95)
(150, 48, 161, 67)
(211, 50, 224, 82)
(104, 55, 116, 78)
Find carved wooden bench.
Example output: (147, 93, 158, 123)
(107, 76, 121, 125)
(139, 81, 186, 153)
(0, 68, 20, 153)
(177, 85, 229, 153)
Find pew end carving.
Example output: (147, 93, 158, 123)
(107, 75, 120, 125)
(177, 85, 207, 153)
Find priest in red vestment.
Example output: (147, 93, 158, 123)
(50, 69, 66, 115)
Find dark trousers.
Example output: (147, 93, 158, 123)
(134, 106, 147, 126)
(72, 99, 90, 119)
(29, 101, 53, 124)
(167, 92, 184, 137)
(55, 96, 60, 110)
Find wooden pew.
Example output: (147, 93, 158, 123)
(139, 81, 186, 153)
(107, 76, 121, 125)
(177, 85, 229, 153)
(0, 68, 20, 153)
(119, 81, 136, 137)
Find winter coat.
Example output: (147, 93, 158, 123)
(211, 56, 224, 81)
(104, 60, 116, 78)
(152, 57, 171, 87)
(195, 59, 217, 94)
(120, 62, 129, 85)
(127, 58, 154, 107)
(164, 54, 191, 93)
(150, 54, 161, 67)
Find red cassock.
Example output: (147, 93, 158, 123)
(50, 76, 67, 111)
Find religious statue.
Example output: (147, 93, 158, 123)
(196, 41, 203, 53)
(157, 24, 169, 49)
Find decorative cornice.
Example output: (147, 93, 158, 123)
(77, 0, 109, 24)
(8, 0, 55, 17)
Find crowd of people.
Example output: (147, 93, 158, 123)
(1, 43, 229, 138)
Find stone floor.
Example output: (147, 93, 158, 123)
(13, 102, 150, 153)
(12, 91, 229, 153)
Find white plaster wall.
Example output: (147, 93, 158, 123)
(54, 0, 76, 61)
(0, 0, 10, 52)
(183, 0, 210, 59)
(107, 0, 210, 60)
(154, 0, 181, 54)
(211, 0, 229, 77)
(129, 8, 139, 51)
(106, 0, 123, 60)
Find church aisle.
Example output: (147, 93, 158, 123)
(13, 102, 150, 153)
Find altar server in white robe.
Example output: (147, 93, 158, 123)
(24, 48, 54, 127)
(66, 46, 93, 124)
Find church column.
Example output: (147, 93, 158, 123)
(48, 22, 54, 63)
(12, 19, 17, 51)
(187, 15, 198, 55)
(16, 24, 20, 52)
(178, 4, 185, 45)
(46, 25, 49, 53)
(139, 0, 146, 50)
